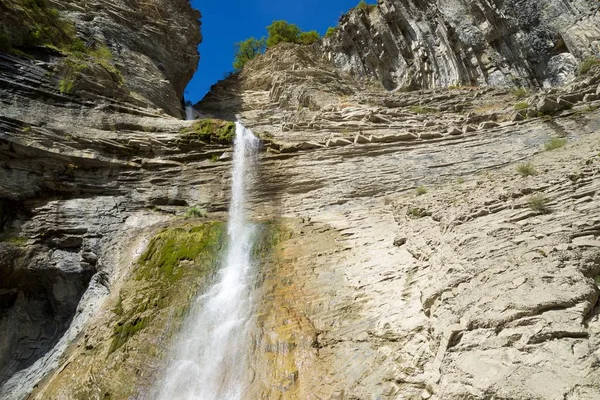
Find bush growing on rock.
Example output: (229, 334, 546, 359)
(325, 27, 338, 38)
(512, 87, 528, 99)
(514, 101, 529, 110)
(266, 20, 320, 47)
(297, 30, 320, 45)
(232, 21, 321, 70)
(407, 206, 428, 219)
(356, 0, 377, 12)
(184, 206, 207, 219)
(416, 186, 428, 196)
(233, 37, 266, 70)
(527, 194, 551, 214)
(544, 137, 567, 151)
(578, 56, 600, 75)
(516, 162, 537, 177)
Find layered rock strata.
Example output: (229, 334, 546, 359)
(323, 0, 600, 90)
(2, 0, 600, 399)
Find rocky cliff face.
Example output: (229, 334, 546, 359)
(0, 0, 205, 398)
(0, 0, 200, 117)
(323, 0, 600, 90)
(2, 0, 600, 399)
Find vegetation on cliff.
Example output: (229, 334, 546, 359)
(0, 0, 77, 53)
(35, 220, 286, 398)
(233, 20, 320, 70)
(233, 37, 267, 70)
(180, 118, 236, 144)
(0, 0, 123, 94)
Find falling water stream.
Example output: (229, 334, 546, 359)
(185, 105, 195, 121)
(156, 123, 260, 400)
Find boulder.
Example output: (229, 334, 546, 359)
(537, 97, 561, 113)
(447, 126, 463, 135)
(478, 121, 500, 130)
(354, 134, 371, 144)
(326, 138, 353, 147)
(393, 236, 407, 247)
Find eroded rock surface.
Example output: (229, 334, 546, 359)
(2, 0, 600, 399)
(323, 0, 600, 90)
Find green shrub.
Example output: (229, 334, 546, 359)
(325, 27, 338, 38)
(184, 206, 207, 219)
(266, 20, 302, 47)
(514, 101, 529, 110)
(512, 87, 528, 99)
(233, 37, 266, 70)
(527, 194, 551, 214)
(578, 57, 600, 75)
(407, 207, 427, 218)
(516, 162, 537, 177)
(233, 21, 321, 69)
(416, 186, 428, 196)
(297, 30, 320, 45)
(456, 177, 465, 184)
(7, 236, 27, 247)
(58, 76, 75, 93)
(357, 0, 377, 12)
(544, 137, 567, 151)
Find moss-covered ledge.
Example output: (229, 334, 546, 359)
(180, 118, 236, 144)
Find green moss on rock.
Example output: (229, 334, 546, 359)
(37, 220, 287, 399)
(181, 119, 236, 144)
(0, 0, 77, 52)
(107, 221, 225, 354)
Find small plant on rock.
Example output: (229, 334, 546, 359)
(325, 27, 338, 38)
(578, 57, 600, 75)
(544, 137, 567, 151)
(356, 0, 377, 12)
(514, 102, 529, 111)
(516, 162, 537, 177)
(456, 177, 465, 184)
(407, 207, 427, 219)
(184, 206, 207, 219)
(527, 194, 551, 214)
(416, 186, 428, 196)
(512, 87, 528, 99)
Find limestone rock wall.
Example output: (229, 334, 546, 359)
(323, 0, 600, 90)
(54, 0, 202, 116)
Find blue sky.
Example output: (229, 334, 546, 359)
(186, 0, 369, 103)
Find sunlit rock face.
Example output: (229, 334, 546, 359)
(322, 0, 600, 90)
(2, 0, 600, 399)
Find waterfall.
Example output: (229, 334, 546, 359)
(185, 105, 195, 120)
(156, 123, 260, 400)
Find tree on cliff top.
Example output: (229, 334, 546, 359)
(266, 20, 302, 47)
(233, 37, 266, 71)
(266, 21, 320, 47)
(232, 21, 320, 70)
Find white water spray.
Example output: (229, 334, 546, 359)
(185, 105, 196, 120)
(156, 123, 260, 400)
